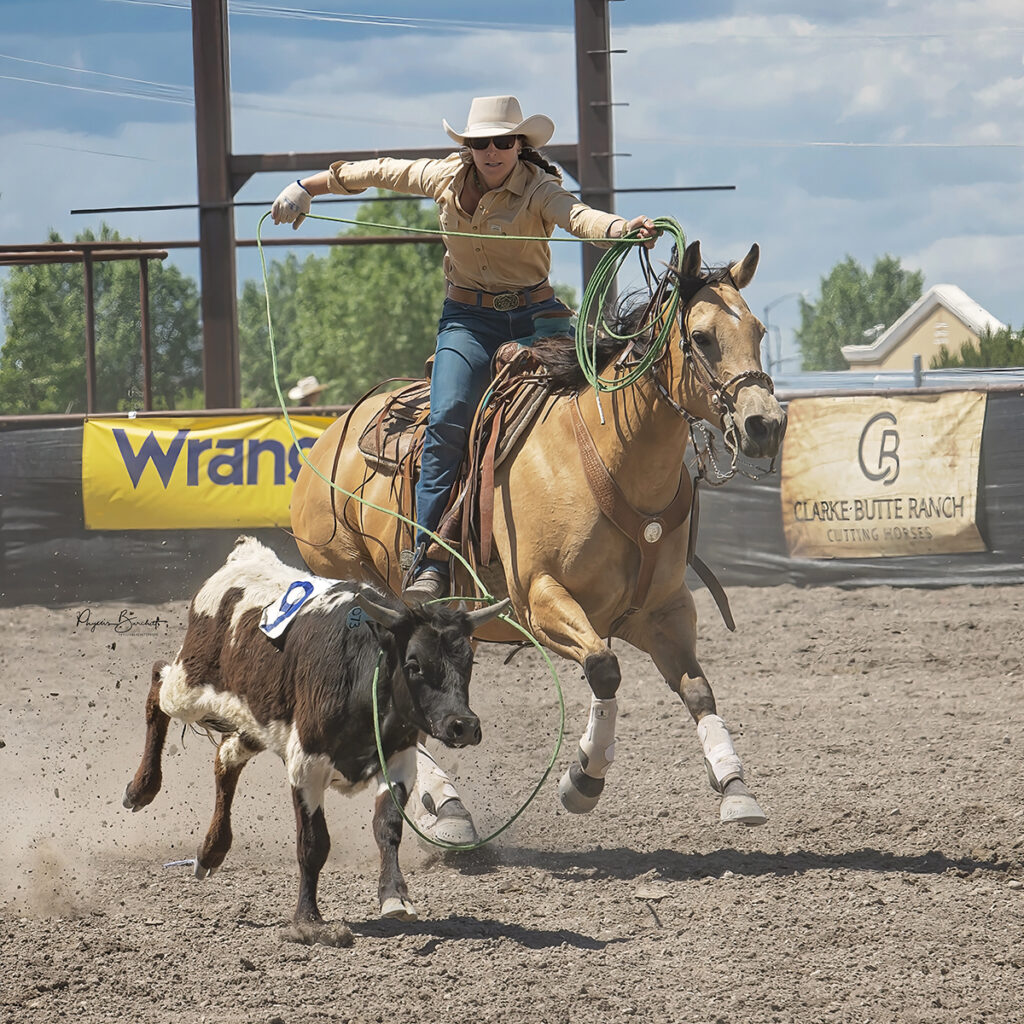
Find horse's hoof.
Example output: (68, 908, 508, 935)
(720, 793, 767, 826)
(558, 765, 603, 814)
(431, 799, 479, 846)
(380, 897, 418, 921)
(122, 783, 137, 811)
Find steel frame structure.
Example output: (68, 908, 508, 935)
(191, 0, 618, 407)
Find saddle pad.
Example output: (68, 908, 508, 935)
(259, 576, 352, 640)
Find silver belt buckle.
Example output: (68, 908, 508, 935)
(492, 291, 521, 312)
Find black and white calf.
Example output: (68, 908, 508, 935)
(123, 536, 507, 931)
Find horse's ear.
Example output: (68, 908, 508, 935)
(729, 244, 760, 289)
(680, 240, 702, 278)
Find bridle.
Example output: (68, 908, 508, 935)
(643, 268, 776, 484)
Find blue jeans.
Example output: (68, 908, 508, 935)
(414, 295, 573, 562)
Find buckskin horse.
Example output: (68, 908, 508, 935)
(289, 239, 786, 837)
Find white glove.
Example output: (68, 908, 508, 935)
(272, 180, 311, 229)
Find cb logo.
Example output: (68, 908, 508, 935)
(858, 411, 900, 485)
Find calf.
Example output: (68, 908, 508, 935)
(122, 536, 506, 935)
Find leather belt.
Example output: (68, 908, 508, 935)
(446, 281, 554, 311)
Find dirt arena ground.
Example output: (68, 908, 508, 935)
(2, 581, 1022, 1024)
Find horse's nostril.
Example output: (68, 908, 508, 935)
(745, 414, 769, 440)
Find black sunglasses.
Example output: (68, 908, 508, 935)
(466, 135, 520, 151)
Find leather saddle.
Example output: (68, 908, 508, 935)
(356, 342, 553, 566)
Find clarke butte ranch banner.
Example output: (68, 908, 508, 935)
(82, 415, 334, 530)
(780, 392, 987, 559)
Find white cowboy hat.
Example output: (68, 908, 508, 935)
(287, 375, 324, 401)
(443, 95, 554, 149)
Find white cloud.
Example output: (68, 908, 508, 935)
(4, 0, 1024, 361)
(906, 233, 1024, 325)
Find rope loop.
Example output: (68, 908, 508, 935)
(575, 216, 687, 396)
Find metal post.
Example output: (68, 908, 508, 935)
(139, 259, 153, 411)
(574, 0, 617, 288)
(192, 0, 239, 408)
(83, 252, 97, 414)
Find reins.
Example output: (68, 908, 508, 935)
(577, 227, 778, 487)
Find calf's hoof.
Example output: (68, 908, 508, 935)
(380, 897, 418, 921)
(122, 781, 154, 812)
(720, 793, 767, 826)
(558, 763, 603, 814)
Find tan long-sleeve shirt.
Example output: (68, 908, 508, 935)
(327, 153, 624, 293)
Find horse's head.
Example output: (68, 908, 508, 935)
(667, 240, 786, 460)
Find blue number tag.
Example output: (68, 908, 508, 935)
(259, 575, 341, 639)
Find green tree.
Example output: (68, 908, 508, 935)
(931, 326, 1024, 368)
(240, 196, 446, 406)
(0, 225, 202, 414)
(796, 255, 924, 371)
(238, 252, 304, 407)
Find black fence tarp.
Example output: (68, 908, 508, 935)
(0, 425, 298, 607)
(2, 388, 1023, 607)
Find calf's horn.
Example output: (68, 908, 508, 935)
(465, 598, 512, 631)
(353, 588, 404, 630)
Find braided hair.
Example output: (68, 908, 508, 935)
(519, 144, 562, 181)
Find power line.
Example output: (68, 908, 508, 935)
(0, 72, 192, 106)
(0, 53, 188, 97)
(105, 0, 564, 33)
(104, 1, 1024, 39)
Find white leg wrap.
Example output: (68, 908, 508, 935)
(413, 743, 461, 807)
(579, 697, 617, 779)
(696, 713, 744, 786)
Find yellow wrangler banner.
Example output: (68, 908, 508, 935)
(781, 392, 987, 559)
(82, 415, 334, 530)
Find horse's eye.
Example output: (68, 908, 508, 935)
(691, 330, 713, 348)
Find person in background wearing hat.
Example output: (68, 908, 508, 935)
(272, 95, 658, 603)
(288, 375, 325, 406)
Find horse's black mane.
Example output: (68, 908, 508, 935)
(529, 263, 734, 391)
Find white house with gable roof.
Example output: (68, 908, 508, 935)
(840, 285, 1006, 371)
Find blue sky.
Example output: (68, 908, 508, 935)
(3, 0, 1024, 372)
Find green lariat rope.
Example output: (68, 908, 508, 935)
(255, 208, 677, 851)
(576, 216, 686, 395)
